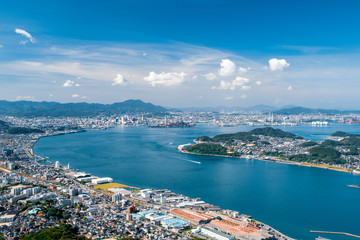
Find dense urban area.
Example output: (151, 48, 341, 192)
(1, 110, 360, 240)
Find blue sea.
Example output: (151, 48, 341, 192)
(33, 123, 360, 240)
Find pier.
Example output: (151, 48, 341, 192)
(310, 230, 360, 238)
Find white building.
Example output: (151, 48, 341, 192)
(54, 161, 60, 168)
(112, 192, 122, 202)
(11, 187, 21, 196)
(91, 177, 113, 185)
(200, 227, 234, 240)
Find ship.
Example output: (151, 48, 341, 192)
(347, 184, 360, 189)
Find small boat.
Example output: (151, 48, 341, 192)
(347, 184, 360, 189)
(316, 237, 331, 240)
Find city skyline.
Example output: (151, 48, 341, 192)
(2, 0, 360, 109)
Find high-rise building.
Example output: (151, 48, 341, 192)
(126, 213, 133, 221)
(112, 192, 122, 203)
(69, 188, 79, 196)
(54, 161, 60, 168)
(127, 205, 136, 214)
(11, 187, 21, 196)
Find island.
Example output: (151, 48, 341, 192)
(181, 127, 360, 173)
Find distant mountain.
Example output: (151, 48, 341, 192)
(178, 104, 279, 112)
(0, 99, 167, 117)
(273, 107, 339, 115)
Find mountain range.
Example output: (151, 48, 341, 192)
(0, 99, 167, 117)
(0, 100, 359, 116)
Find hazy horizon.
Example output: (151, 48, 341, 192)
(2, 1, 360, 109)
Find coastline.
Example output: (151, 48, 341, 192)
(29, 129, 87, 160)
(30, 128, 293, 240)
(180, 149, 353, 174)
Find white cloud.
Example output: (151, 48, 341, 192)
(241, 94, 247, 99)
(15, 28, 36, 44)
(63, 80, 80, 87)
(72, 93, 87, 99)
(16, 96, 35, 101)
(205, 73, 216, 80)
(212, 76, 250, 90)
(255, 81, 262, 85)
(225, 96, 234, 100)
(144, 71, 187, 86)
(233, 76, 250, 86)
(112, 73, 128, 86)
(219, 59, 236, 76)
(49, 94, 53, 97)
(192, 75, 198, 80)
(288, 85, 293, 90)
(0, 44, 3, 48)
(238, 67, 248, 74)
(268, 58, 290, 71)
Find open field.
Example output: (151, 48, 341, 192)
(93, 182, 129, 190)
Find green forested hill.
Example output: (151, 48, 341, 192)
(0, 99, 167, 117)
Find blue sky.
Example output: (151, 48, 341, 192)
(1, 0, 360, 108)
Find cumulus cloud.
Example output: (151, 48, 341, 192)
(255, 81, 262, 85)
(288, 85, 293, 90)
(219, 59, 236, 76)
(212, 76, 250, 90)
(238, 67, 248, 74)
(205, 73, 216, 80)
(112, 73, 128, 86)
(225, 96, 234, 100)
(241, 94, 247, 99)
(268, 58, 290, 71)
(15, 28, 36, 44)
(63, 80, 80, 87)
(144, 71, 187, 86)
(72, 93, 87, 99)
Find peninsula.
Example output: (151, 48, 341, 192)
(181, 127, 360, 173)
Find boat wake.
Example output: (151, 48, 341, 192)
(183, 159, 201, 164)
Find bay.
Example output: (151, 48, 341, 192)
(33, 123, 360, 240)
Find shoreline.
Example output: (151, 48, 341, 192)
(30, 128, 294, 240)
(180, 149, 353, 174)
(29, 129, 87, 159)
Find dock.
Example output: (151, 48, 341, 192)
(310, 230, 360, 238)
